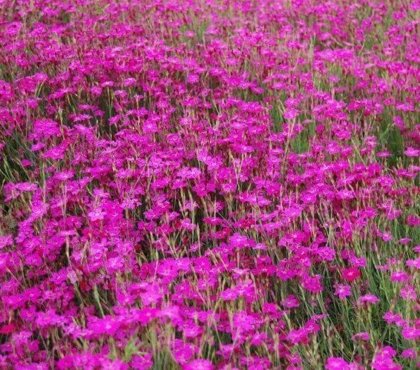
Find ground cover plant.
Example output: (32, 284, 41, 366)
(0, 0, 419, 368)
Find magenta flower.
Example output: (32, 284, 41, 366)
(183, 359, 214, 370)
(334, 283, 352, 300)
(390, 271, 409, 283)
(401, 348, 416, 359)
(358, 294, 380, 305)
(342, 267, 361, 283)
(351, 332, 370, 341)
(325, 357, 349, 370)
(301, 274, 323, 294)
(372, 346, 402, 370)
(401, 326, 420, 341)
(281, 295, 300, 309)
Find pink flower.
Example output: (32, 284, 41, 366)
(171, 340, 198, 365)
(130, 353, 153, 370)
(326, 357, 349, 370)
(183, 359, 214, 370)
(334, 283, 351, 300)
(342, 267, 361, 283)
(32, 119, 60, 140)
(400, 285, 417, 301)
(351, 332, 370, 341)
(358, 294, 380, 305)
(402, 326, 420, 341)
(0, 235, 13, 249)
(372, 346, 402, 370)
(383, 311, 407, 327)
(390, 271, 409, 283)
(301, 274, 323, 294)
(0, 323, 16, 334)
(401, 348, 416, 359)
(281, 295, 300, 309)
(404, 147, 419, 157)
(284, 108, 299, 120)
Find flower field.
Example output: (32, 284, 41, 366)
(0, 0, 419, 368)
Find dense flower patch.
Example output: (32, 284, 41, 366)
(0, 0, 419, 368)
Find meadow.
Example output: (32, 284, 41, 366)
(0, 0, 419, 368)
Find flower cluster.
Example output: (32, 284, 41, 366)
(0, 0, 418, 369)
